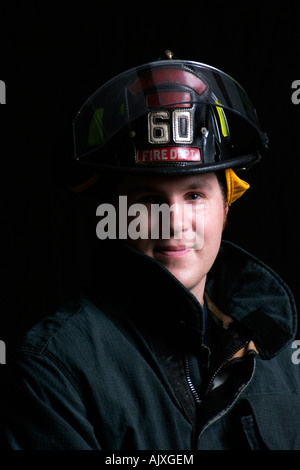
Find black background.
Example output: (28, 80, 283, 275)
(1, 2, 300, 349)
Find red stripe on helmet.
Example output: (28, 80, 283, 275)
(129, 69, 206, 96)
(146, 91, 191, 108)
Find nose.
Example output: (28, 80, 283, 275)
(169, 201, 190, 238)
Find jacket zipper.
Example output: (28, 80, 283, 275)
(185, 340, 253, 449)
(184, 339, 250, 407)
(184, 354, 201, 404)
(198, 350, 257, 441)
(202, 339, 250, 398)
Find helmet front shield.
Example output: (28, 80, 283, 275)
(73, 60, 268, 174)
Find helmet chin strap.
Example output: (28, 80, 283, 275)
(225, 168, 250, 206)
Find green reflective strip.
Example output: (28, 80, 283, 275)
(215, 100, 229, 138)
(87, 108, 104, 146)
(119, 103, 125, 116)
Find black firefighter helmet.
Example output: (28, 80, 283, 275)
(71, 53, 268, 203)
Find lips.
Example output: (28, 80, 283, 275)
(155, 245, 192, 258)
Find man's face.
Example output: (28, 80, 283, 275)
(116, 172, 228, 304)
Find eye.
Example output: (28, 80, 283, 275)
(186, 192, 204, 202)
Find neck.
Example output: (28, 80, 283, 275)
(189, 275, 207, 307)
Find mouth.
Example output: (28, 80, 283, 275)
(155, 245, 192, 258)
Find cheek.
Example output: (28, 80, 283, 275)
(203, 203, 227, 246)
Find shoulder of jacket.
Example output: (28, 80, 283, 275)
(15, 296, 109, 357)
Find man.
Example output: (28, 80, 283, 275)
(0, 53, 299, 450)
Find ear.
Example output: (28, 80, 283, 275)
(223, 203, 229, 230)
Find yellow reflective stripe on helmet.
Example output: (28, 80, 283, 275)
(215, 100, 229, 138)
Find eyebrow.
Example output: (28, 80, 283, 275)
(122, 180, 214, 196)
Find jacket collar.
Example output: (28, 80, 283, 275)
(206, 240, 297, 359)
(90, 239, 297, 359)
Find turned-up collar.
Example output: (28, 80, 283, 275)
(205, 240, 297, 359)
(89, 240, 205, 349)
(89, 239, 297, 359)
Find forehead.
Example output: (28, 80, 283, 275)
(117, 172, 219, 194)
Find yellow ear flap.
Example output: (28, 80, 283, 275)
(225, 168, 250, 206)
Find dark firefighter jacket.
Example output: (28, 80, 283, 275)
(0, 240, 299, 450)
